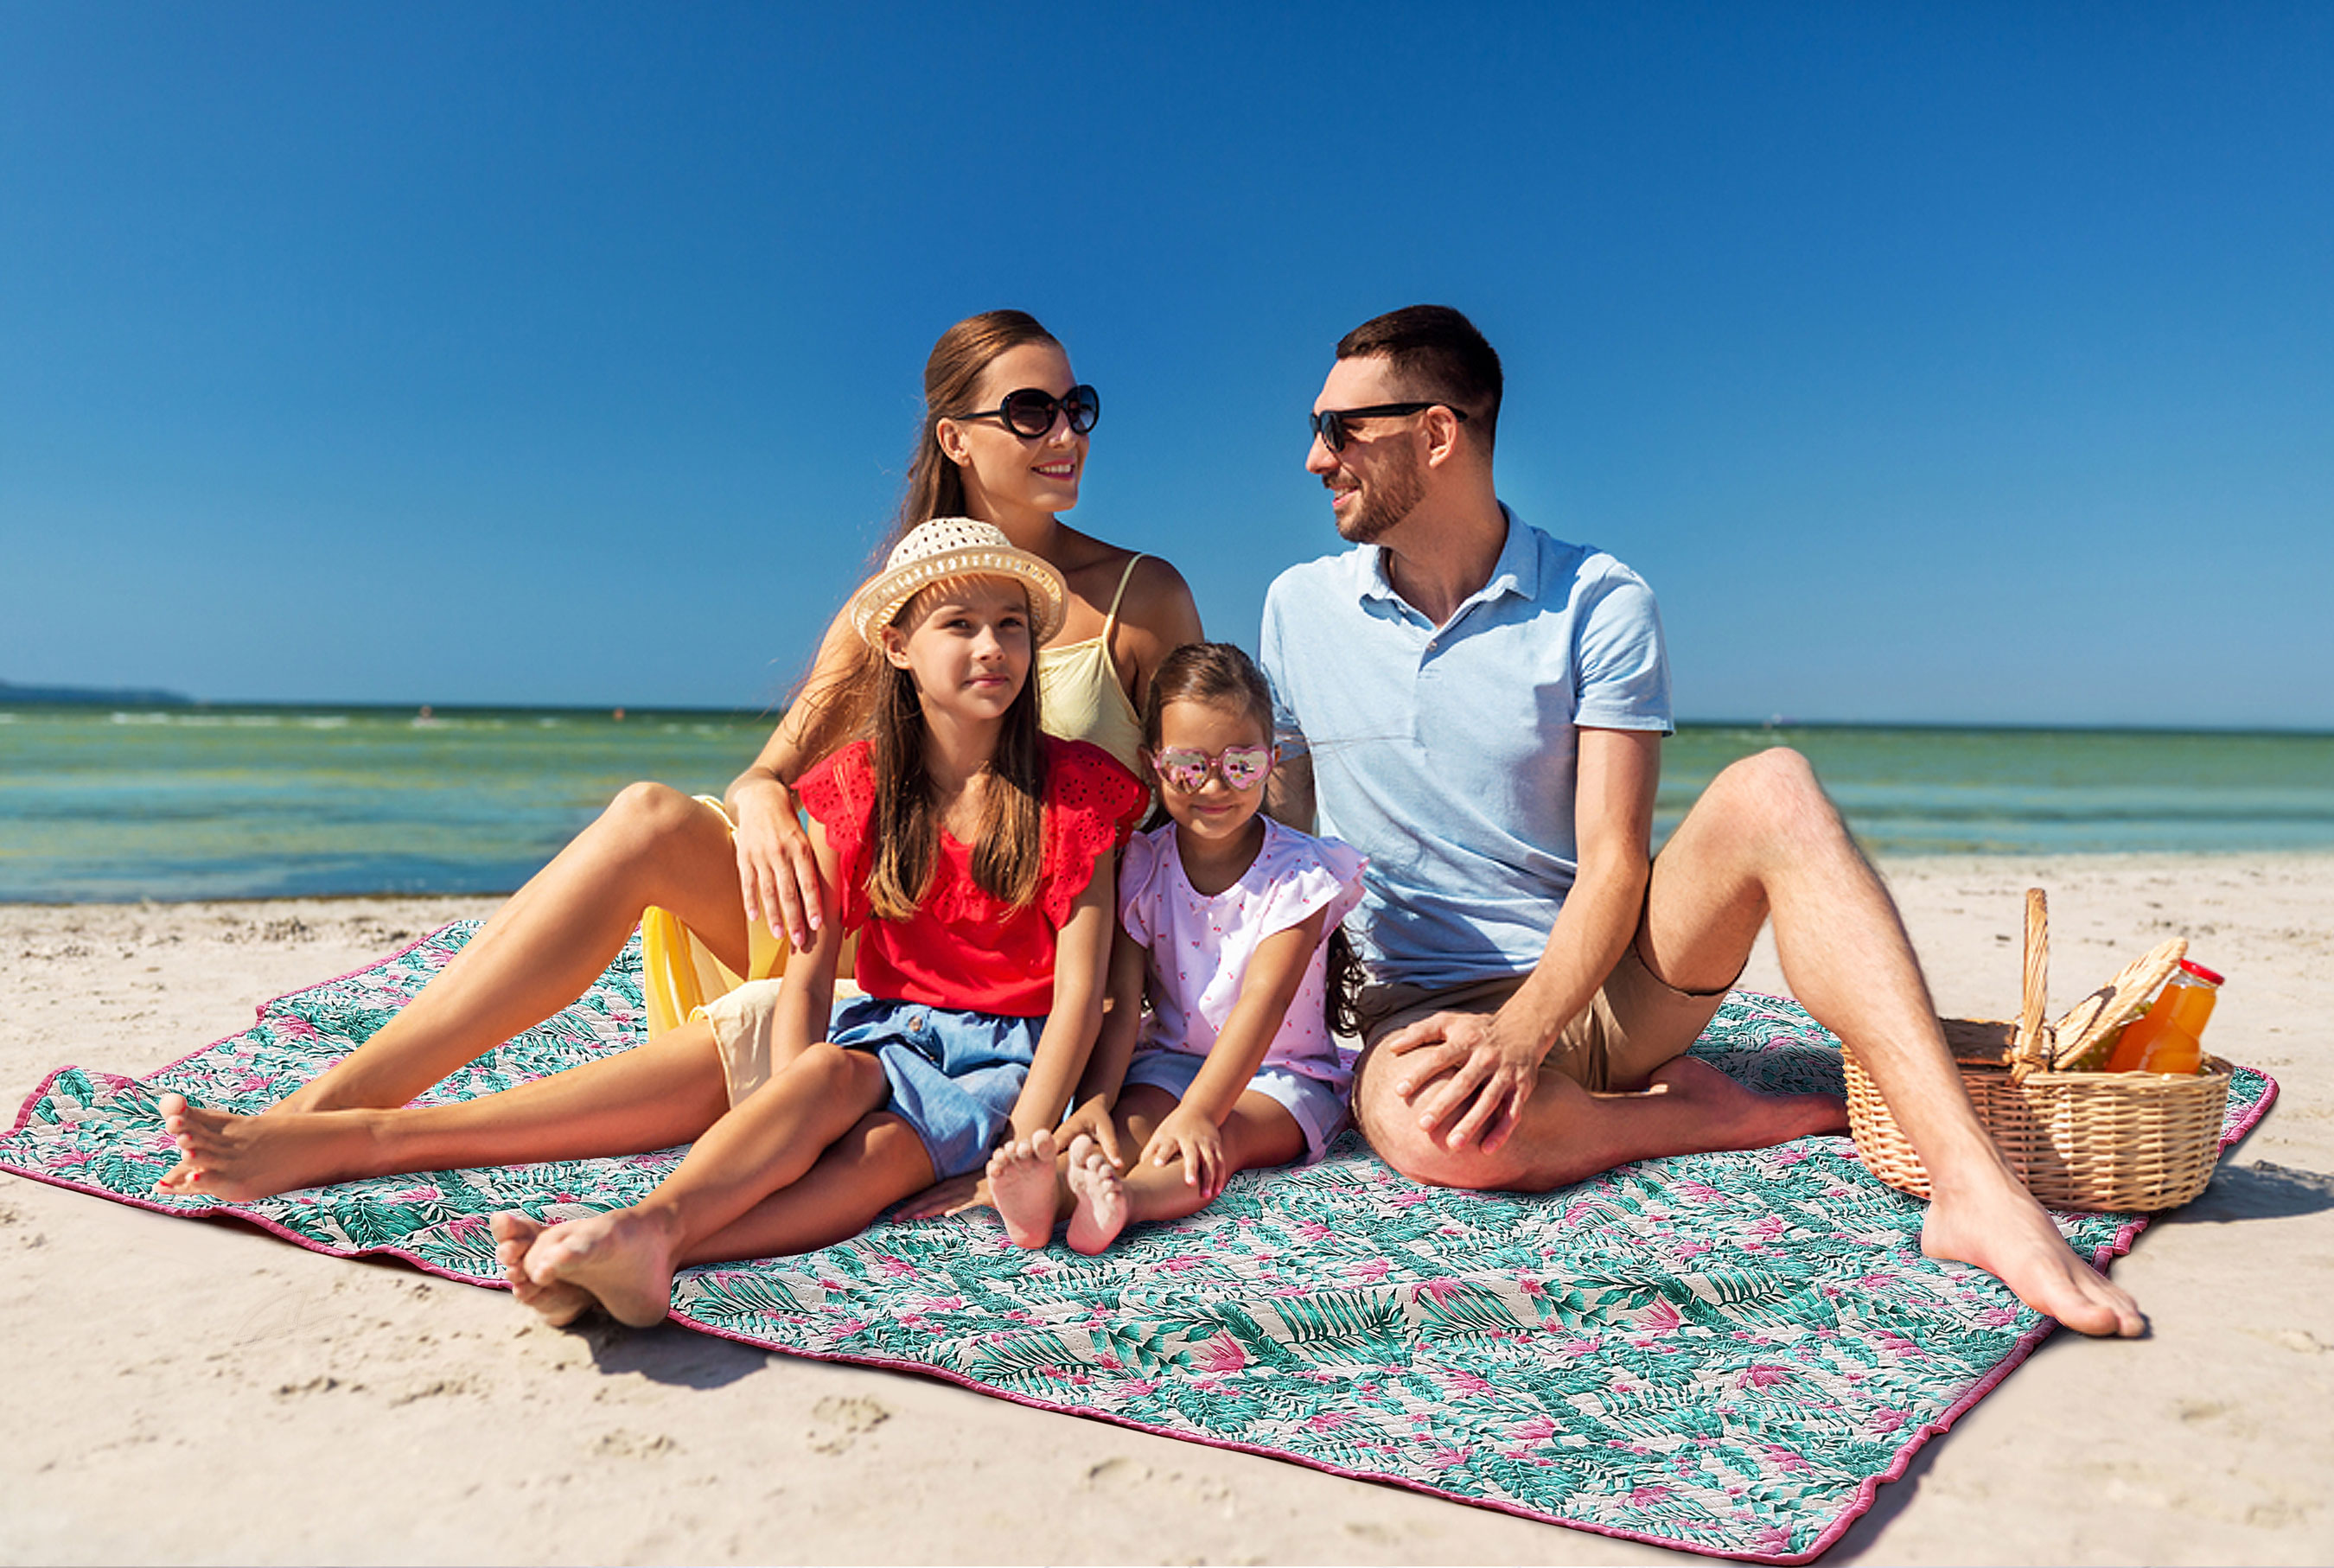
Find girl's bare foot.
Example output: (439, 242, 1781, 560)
(1063, 1134, 1130, 1256)
(491, 1211, 595, 1327)
(153, 1093, 381, 1201)
(522, 1206, 681, 1329)
(987, 1131, 1062, 1249)
(1923, 1163, 2146, 1337)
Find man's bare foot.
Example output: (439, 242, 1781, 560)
(522, 1205, 681, 1329)
(987, 1130, 1062, 1250)
(1063, 1133, 1130, 1256)
(491, 1211, 595, 1327)
(152, 1093, 380, 1200)
(1643, 1058, 1849, 1147)
(1923, 1164, 2146, 1337)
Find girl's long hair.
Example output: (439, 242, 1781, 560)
(788, 309, 1062, 768)
(1142, 642, 1363, 1036)
(861, 582, 1049, 921)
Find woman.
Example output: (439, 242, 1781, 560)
(253, 309, 1202, 1126)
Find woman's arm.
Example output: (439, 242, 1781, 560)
(766, 815, 847, 1056)
(1006, 843, 1118, 1143)
(724, 604, 861, 949)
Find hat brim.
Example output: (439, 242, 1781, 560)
(847, 546, 1069, 647)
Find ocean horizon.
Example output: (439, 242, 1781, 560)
(3, 701, 2331, 903)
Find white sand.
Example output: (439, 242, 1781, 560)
(2, 857, 2330, 1565)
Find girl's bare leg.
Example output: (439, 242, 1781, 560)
(1063, 1088, 1307, 1253)
(277, 783, 754, 1115)
(156, 1018, 734, 1200)
(519, 1046, 919, 1326)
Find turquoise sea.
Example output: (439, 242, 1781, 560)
(3, 704, 2331, 902)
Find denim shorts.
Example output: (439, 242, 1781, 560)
(828, 996, 1042, 1182)
(1119, 1047, 1352, 1163)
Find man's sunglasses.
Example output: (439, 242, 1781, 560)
(1146, 743, 1275, 794)
(956, 385, 1101, 439)
(1310, 401, 1469, 453)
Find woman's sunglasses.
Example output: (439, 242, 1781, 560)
(1309, 401, 1469, 453)
(957, 385, 1101, 439)
(1146, 743, 1275, 794)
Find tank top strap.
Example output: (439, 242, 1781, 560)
(1100, 552, 1146, 641)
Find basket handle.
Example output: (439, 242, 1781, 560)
(2011, 888, 2050, 1083)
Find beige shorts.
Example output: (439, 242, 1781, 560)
(1355, 937, 1734, 1093)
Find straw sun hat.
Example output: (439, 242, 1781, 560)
(846, 518, 1068, 647)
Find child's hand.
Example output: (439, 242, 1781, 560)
(1057, 1094, 1126, 1170)
(1142, 1106, 1228, 1198)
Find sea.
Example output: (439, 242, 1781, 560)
(3, 704, 2331, 903)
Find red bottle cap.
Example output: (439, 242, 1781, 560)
(2176, 959, 2225, 985)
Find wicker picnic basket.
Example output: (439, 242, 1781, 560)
(1842, 889, 2231, 1212)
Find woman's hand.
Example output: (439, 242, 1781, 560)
(729, 775, 825, 951)
(895, 1171, 992, 1220)
(1141, 1106, 1229, 1198)
(1056, 1093, 1126, 1170)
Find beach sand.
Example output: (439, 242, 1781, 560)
(2, 855, 2328, 1565)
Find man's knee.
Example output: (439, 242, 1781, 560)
(1351, 1050, 1541, 1191)
(1708, 747, 1844, 849)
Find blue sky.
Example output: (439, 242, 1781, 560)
(5, 3, 2329, 727)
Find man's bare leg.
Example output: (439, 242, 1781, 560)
(517, 1044, 902, 1326)
(1642, 749, 2143, 1337)
(277, 783, 755, 1115)
(154, 1017, 733, 1200)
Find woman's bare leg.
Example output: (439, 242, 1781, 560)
(156, 1017, 734, 1200)
(519, 1045, 916, 1325)
(277, 783, 754, 1115)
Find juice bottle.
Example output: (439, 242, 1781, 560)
(2104, 959, 2224, 1074)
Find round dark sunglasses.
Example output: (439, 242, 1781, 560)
(1310, 401, 1469, 453)
(958, 385, 1101, 439)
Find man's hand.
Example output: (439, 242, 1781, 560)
(1381, 1009, 1547, 1154)
(1141, 1105, 1230, 1197)
(1056, 1094, 1127, 1170)
(730, 776, 824, 950)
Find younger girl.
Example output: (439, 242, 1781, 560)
(987, 642, 1364, 1255)
(163, 519, 1144, 1326)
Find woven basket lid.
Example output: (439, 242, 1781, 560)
(2050, 938, 2188, 1070)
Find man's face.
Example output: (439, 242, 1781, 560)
(1307, 354, 1428, 545)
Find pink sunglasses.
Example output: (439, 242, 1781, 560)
(1146, 743, 1274, 794)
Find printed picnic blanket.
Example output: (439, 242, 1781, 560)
(0, 921, 2277, 1564)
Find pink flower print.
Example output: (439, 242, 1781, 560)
(442, 1214, 489, 1239)
(1674, 1237, 1713, 1259)
(1420, 1441, 1473, 1470)
(1517, 1274, 1546, 1297)
(874, 1252, 918, 1278)
(1194, 1333, 1247, 1374)
(1505, 1414, 1559, 1445)
(1292, 1220, 1334, 1243)
(1753, 1526, 1795, 1552)
(1870, 1408, 1910, 1434)
(1388, 1188, 1438, 1208)
(385, 1184, 443, 1204)
(907, 1293, 965, 1312)
(1629, 1484, 1674, 1507)
(1114, 1377, 1157, 1398)
(1157, 1253, 1208, 1274)
(1747, 1214, 1788, 1244)
(1417, 1277, 1464, 1308)
(1344, 1258, 1393, 1284)
(1676, 1179, 1725, 1202)
(1761, 1444, 1815, 1476)
(1736, 1363, 1795, 1391)
(1306, 1412, 1350, 1431)
(1977, 1305, 2018, 1328)
(1439, 1368, 1495, 1398)
(1629, 1298, 1683, 1341)
(1768, 1145, 1808, 1166)
(1553, 1334, 1604, 1358)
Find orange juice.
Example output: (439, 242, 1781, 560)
(2104, 959, 2223, 1074)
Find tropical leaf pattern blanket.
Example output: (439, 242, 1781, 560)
(0, 921, 2276, 1564)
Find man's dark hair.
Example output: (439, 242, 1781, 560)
(1336, 304, 1502, 451)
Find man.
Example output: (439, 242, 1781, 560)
(1259, 305, 2142, 1336)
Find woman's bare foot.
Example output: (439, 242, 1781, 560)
(1923, 1163, 2146, 1337)
(152, 1093, 382, 1201)
(1062, 1134, 1129, 1256)
(987, 1131, 1062, 1250)
(521, 1205, 681, 1329)
(491, 1212, 596, 1327)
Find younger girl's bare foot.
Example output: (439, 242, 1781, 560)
(521, 1206, 681, 1329)
(491, 1211, 595, 1327)
(988, 1131, 1062, 1250)
(153, 1093, 381, 1201)
(1063, 1134, 1130, 1256)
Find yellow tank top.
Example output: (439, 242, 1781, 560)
(1036, 552, 1146, 774)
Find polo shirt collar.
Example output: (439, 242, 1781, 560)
(1355, 502, 1539, 611)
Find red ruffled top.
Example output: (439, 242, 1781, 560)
(798, 737, 1145, 1017)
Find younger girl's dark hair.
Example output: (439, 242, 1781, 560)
(859, 581, 1049, 921)
(1142, 641, 1364, 1036)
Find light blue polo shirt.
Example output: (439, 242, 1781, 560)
(1259, 507, 1672, 991)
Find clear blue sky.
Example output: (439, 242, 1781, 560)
(5, 3, 2329, 727)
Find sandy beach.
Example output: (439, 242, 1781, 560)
(3, 853, 2329, 1566)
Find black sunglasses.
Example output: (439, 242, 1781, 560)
(956, 385, 1101, 439)
(1310, 401, 1469, 453)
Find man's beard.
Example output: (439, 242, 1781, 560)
(1332, 444, 1426, 545)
